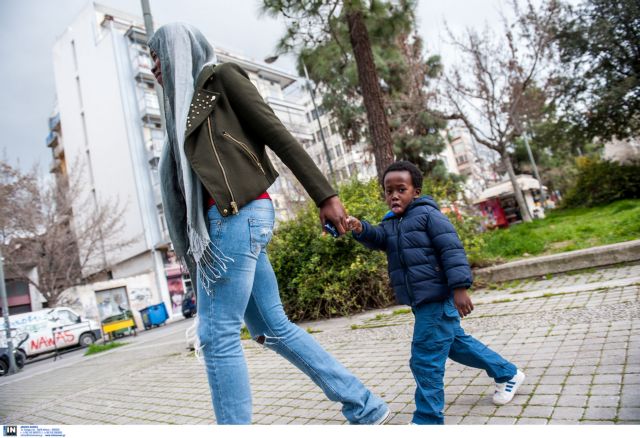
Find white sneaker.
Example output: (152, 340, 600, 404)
(493, 369, 525, 405)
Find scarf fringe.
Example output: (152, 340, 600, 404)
(187, 225, 234, 294)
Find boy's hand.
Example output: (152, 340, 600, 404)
(346, 216, 363, 234)
(453, 288, 474, 318)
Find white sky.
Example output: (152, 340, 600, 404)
(0, 0, 514, 176)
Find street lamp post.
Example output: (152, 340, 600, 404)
(265, 55, 335, 186)
(522, 130, 547, 209)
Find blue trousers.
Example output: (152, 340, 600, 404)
(410, 297, 517, 425)
(197, 200, 388, 424)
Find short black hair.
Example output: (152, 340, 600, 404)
(382, 161, 423, 189)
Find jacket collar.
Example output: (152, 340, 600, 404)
(381, 196, 439, 221)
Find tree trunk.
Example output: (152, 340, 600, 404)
(345, 3, 394, 183)
(503, 151, 533, 223)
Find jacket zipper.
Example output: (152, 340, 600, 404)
(207, 117, 238, 215)
(222, 131, 266, 175)
(397, 217, 416, 306)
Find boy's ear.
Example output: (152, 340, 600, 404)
(414, 187, 422, 197)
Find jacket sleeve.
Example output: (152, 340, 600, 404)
(352, 220, 388, 251)
(425, 208, 473, 289)
(217, 63, 336, 206)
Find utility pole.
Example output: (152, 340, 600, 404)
(1, 248, 18, 375)
(522, 130, 547, 209)
(140, 0, 166, 127)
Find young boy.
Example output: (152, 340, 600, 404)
(347, 161, 525, 425)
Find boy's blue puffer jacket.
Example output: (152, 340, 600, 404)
(353, 196, 473, 307)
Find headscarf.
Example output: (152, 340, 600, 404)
(148, 23, 232, 292)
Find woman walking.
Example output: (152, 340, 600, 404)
(148, 23, 389, 425)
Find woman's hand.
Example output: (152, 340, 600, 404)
(319, 196, 348, 235)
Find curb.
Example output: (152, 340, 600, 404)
(474, 239, 640, 283)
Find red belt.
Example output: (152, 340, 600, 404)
(207, 192, 271, 208)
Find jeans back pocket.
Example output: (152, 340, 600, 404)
(249, 218, 273, 256)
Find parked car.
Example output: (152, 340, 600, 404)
(0, 332, 28, 377)
(0, 307, 101, 360)
(182, 289, 197, 318)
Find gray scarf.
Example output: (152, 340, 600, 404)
(148, 23, 232, 291)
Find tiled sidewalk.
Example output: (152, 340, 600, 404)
(1, 263, 639, 425)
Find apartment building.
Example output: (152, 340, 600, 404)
(440, 124, 500, 200)
(47, 3, 359, 326)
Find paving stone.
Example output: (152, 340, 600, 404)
(445, 404, 473, 415)
(620, 393, 640, 407)
(493, 405, 523, 417)
(588, 395, 620, 407)
(540, 375, 566, 385)
(617, 408, 640, 421)
(623, 374, 640, 384)
(528, 394, 559, 406)
(562, 384, 591, 395)
(548, 419, 579, 424)
(460, 415, 488, 425)
(443, 416, 464, 425)
(535, 384, 564, 395)
(590, 384, 622, 396)
(551, 407, 584, 421)
(517, 417, 549, 424)
(564, 375, 593, 385)
(521, 405, 554, 418)
(487, 416, 517, 425)
(583, 406, 617, 420)
(557, 395, 588, 407)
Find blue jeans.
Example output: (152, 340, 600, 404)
(411, 297, 517, 425)
(197, 199, 388, 424)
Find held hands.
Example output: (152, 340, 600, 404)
(453, 288, 474, 318)
(346, 216, 363, 234)
(319, 196, 348, 236)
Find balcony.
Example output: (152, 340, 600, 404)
(46, 131, 59, 148)
(147, 143, 162, 167)
(125, 26, 148, 45)
(53, 143, 64, 159)
(48, 113, 61, 132)
(49, 158, 62, 174)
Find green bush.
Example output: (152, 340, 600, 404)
(562, 157, 640, 208)
(269, 179, 393, 322)
(268, 177, 484, 321)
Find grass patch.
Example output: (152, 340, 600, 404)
(306, 327, 322, 334)
(491, 298, 514, 304)
(392, 308, 411, 315)
(478, 199, 640, 262)
(85, 341, 127, 356)
(350, 323, 403, 330)
(240, 326, 251, 340)
(509, 289, 527, 295)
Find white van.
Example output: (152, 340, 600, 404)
(0, 307, 102, 359)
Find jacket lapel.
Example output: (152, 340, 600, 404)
(185, 88, 220, 137)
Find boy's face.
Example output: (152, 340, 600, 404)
(383, 170, 421, 216)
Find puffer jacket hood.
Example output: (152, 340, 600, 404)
(354, 196, 473, 307)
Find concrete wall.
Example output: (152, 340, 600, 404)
(57, 272, 163, 331)
(52, 4, 147, 276)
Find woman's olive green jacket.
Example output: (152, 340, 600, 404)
(184, 62, 335, 216)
